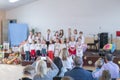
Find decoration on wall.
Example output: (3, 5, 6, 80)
(88, 60, 92, 65)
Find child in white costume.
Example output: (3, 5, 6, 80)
(76, 37, 84, 58)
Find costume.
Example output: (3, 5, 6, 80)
(76, 42, 83, 58)
(68, 41, 76, 55)
(41, 44, 47, 56)
(30, 44, 36, 61)
(35, 43, 41, 56)
(54, 43, 60, 57)
(48, 44, 54, 60)
(23, 43, 30, 61)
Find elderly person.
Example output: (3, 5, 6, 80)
(64, 56, 95, 80)
(33, 57, 58, 80)
(93, 53, 120, 79)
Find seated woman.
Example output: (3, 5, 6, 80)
(53, 57, 67, 77)
(33, 57, 58, 80)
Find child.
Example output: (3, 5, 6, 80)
(68, 36, 76, 56)
(35, 40, 41, 57)
(41, 39, 47, 56)
(54, 38, 60, 57)
(76, 37, 83, 58)
(45, 29, 52, 47)
(30, 40, 36, 61)
(48, 40, 54, 60)
(73, 29, 78, 41)
(27, 31, 35, 44)
(59, 39, 66, 58)
(23, 40, 30, 61)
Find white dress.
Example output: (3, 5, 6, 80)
(76, 42, 83, 58)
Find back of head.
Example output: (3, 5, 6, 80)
(105, 53, 113, 61)
(61, 76, 74, 80)
(23, 65, 35, 75)
(53, 57, 63, 76)
(74, 56, 83, 67)
(99, 70, 111, 80)
(95, 58, 104, 68)
(36, 60, 47, 77)
(62, 48, 68, 61)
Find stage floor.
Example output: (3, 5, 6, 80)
(83, 50, 120, 67)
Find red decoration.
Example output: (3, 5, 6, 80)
(116, 31, 120, 36)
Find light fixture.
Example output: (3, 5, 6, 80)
(9, 0, 19, 3)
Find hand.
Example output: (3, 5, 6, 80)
(46, 57, 52, 64)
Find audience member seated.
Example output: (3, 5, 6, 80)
(33, 57, 58, 80)
(53, 57, 67, 77)
(20, 65, 35, 80)
(99, 70, 111, 80)
(64, 56, 95, 80)
(93, 53, 120, 79)
(61, 76, 74, 80)
(61, 48, 73, 71)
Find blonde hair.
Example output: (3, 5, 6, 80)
(62, 48, 69, 61)
(36, 60, 47, 77)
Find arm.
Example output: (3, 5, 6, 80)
(46, 57, 59, 77)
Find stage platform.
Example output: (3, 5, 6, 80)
(83, 50, 120, 67)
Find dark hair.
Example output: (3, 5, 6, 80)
(53, 57, 63, 76)
(105, 53, 113, 61)
(59, 29, 64, 38)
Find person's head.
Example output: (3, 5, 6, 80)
(66, 38, 69, 43)
(71, 36, 75, 42)
(62, 48, 69, 61)
(95, 58, 104, 68)
(29, 31, 33, 35)
(36, 60, 47, 77)
(42, 39, 46, 44)
(56, 38, 60, 43)
(74, 56, 83, 67)
(105, 53, 113, 62)
(32, 40, 35, 44)
(60, 29, 64, 35)
(61, 76, 74, 80)
(38, 32, 41, 36)
(53, 57, 63, 76)
(23, 65, 35, 76)
(99, 70, 111, 80)
(74, 29, 77, 34)
(60, 39, 64, 44)
(79, 31, 83, 36)
(77, 37, 82, 42)
(47, 29, 51, 34)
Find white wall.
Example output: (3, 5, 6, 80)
(6, 0, 120, 38)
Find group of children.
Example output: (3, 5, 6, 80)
(23, 28, 87, 61)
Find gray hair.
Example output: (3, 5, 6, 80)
(74, 56, 83, 67)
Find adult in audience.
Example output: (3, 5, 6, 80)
(20, 65, 35, 80)
(64, 56, 95, 80)
(99, 70, 111, 80)
(61, 48, 73, 70)
(61, 76, 74, 80)
(93, 53, 120, 79)
(53, 57, 67, 77)
(33, 57, 58, 80)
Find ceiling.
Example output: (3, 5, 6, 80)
(0, 0, 38, 10)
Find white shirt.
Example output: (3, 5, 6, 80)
(28, 35, 35, 43)
(54, 43, 60, 57)
(48, 44, 54, 51)
(23, 43, 30, 52)
(41, 44, 47, 50)
(30, 44, 35, 50)
(35, 43, 41, 51)
(62, 56, 73, 70)
(45, 33, 52, 41)
(76, 42, 83, 57)
(69, 41, 76, 48)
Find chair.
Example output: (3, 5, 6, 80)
(87, 40, 98, 51)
